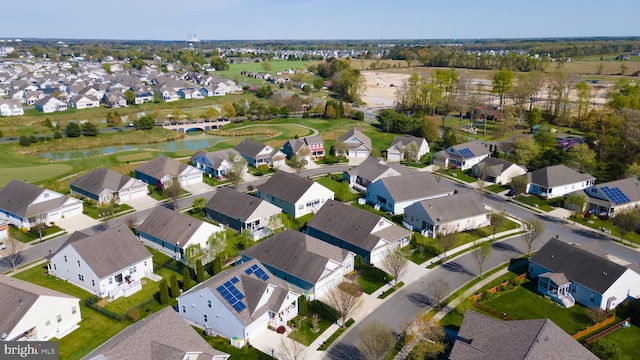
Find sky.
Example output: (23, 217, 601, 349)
(1, 0, 639, 41)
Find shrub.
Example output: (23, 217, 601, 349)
(257, 164, 270, 173)
(21, 227, 29, 234)
(276, 326, 286, 334)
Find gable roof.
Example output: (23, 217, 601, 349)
(206, 187, 275, 222)
(592, 177, 640, 205)
(70, 167, 133, 196)
(348, 157, 408, 182)
(409, 191, 487, 223)
(473, 157, 522, 177)
(0, 275, 77, 339)
(134, 156, 189, 181)
(234, 139, 273, 159)
(135, 206, 203, 248)
(390, 135, 427, 149)
(450, 310, 597, 360)
(242, 229, 350, 284)
(0, 180, 70, 218)
(83, 307, 228, 360)
(376, 172, 451, 202)
(530, 238, 628, 293)
(307, 199, 411, 251)
(435, 141, 491, 161)
(191, 149, 240, 169)
(336, 128, 372, 150)
(256, 171, 322, 203)
(526, 165, 594, 188)
(54, 224, 151, 278)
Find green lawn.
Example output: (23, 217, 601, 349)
(314, 175, 358, 202)
(289, 301, 340, 346)
(597, 322, 640, 358)
(571, 215, 640, 244)
(441, 169, 477, 183)
(514, 195, 555, 212)
(358, 265, 392, 295)
(197, 332, 270, 359)
(486, 184, 510, 193)
(9, 224, 65, 243)
(82, 202, 133, 219)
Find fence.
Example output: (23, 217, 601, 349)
(471, 274, 526, 301)
(571, 315, 617, 340)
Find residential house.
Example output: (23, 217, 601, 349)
(335, 128, 372, 158)
(449, 310, 597, 360)
(178, 87, 204, 100)
(35, 96, 67, 113)
(102, 92, 128, 108)
(83, 307, 230, 360)
(191, 149, 245, 179)
(22, 90, 44, 105)
(0, 221, 8, 241)
(48, 224, 154, 300)
(432, 141, 491, 170)
(402, 191, 489, 237)
(136, 206, 223, 264)
(471, 157, 527, 185)
(386, 135, 429, 162)
(469, 105, 502, 120)
(177, 259, 298, 345)
(256, 171, 334, 218)
(70, 94, 100, 109)
(0, 99, 24, 116)
(528, 238, 640, 310)
(343, 156, 408, 191)
(366, 172, 453, 215)
(524, 165, 595, 198)
(307, 199, 413, 265)
(0, 275, 81, 342)
(70, 167, 149, 205)
(577, 177, 640, 216)
(134, 155, 202, 189)
(0, 180, 83, 230)
(282, 139, 311, 163)
(234, 139, 286, 168)
(205, 187, 282, 241)
(134, 91, 154, 104)
(242, 229, 355, 300)
(282, 135, 325, 161)
(156, 88, 180, 102)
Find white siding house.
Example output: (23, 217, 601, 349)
(366, 172, 453, 215)
(525, 165, 596, 198)
(256, 171, 334, 218)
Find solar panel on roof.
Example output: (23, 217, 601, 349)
(230, 276, 239, 284)
(216, 276, 247, 313)
(216, 285, 225, 292)
(232, 302, 246, 312)
(244, 268, 252, 275)
(601, 186, 630, 205)
(458, 148, 475, 159)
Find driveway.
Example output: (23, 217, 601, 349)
(126, 196, 159, 211)
(56, 214, 100, 234)
(183, 182, 215, 196)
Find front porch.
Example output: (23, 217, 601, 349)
(538, 272, 575, 308)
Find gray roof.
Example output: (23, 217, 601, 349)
(134, 156, 189, 181)
(539, 272, 570, 286)
(336, 128, 372, 150)
(391, 135, 427, 148)
(435, 141, 490, 161)
(307, 199, 412, 251)
(530, 238, 628, 293)
(70, 167, 132, 196)
(256, 171, 319, 203)
(450, 310, 597, 360)
(235, 139, 276, 159)
(0, 275, 78, 339)
(191, 149, 240, 169)
(242, 229, 350, 284)
(376, 172, 451, 202)
(410, 191, 488, 224)
(185, 259, 291, 326)
(206, 187, 270, 222)
(527, 165, 594, 188)
(54, 224, 151, 278)
(304, 135, 323, 145)
(348, 157, 409, 183)
(83, 307, 228, 360)
(0, 180, 70, 218)
(592, 177, 640, 205)
(135, 206, 202, 249)
(473, 157, 521, 178)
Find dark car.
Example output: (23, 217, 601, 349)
(506, 189, 515, 197)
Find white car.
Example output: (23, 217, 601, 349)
(0, 242, 6, 250)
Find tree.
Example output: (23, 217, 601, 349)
(588, 339, 625, 360)
(182, 267, 193, 290)
(192, 197, 206, 216)
(492, 69, 514, 109)
(158, 279, 170, 305)
(511, 175, 528, 196)
(522, 217, 545, 256)
(19, 136, 32, 146)
(2, 236, 25, 271)
(510, 137, 540, 167)
(426, 279, 450, 309)
(196, 259, 206, 282)
(278, 337, 307, 360)
(106, 112, 122, 126)
(163, 177, 182, 211)
(565, 143, 596, 173)
(612, 210, 640, 242)
(421, 117, 440, 143)
(290, 147, 311, 175)
(212, 256, 223, 275)
(203, 107, 220, 119)
(564, 193, 586, 223)
(226, 154, 247, 189)
(471, 241, 492, 279)
(475, 162, 492, 198)
(358, 321, 395, 360)
(298, 295, 308, 316)
(436, 228, 458, 260)
(81, 122, 99, 136)
(32, 214, 48, 242)
(381, 247, 408, 286)
(169, 274, 180, 298)
(65, 122, 81, 137)
(124, 90, 135, 105)
(262, 59, 272, 72)
(134, 115, 155, 130)
(335, 181, 351, 203)
(404, 313, 446, 360)
(325, 281, 363, 327)
(489, 212, 506, 240)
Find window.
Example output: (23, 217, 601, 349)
(129, 266, 137, 274)
(57, 315, 62, 323)
(53, 264, 56, 270)
(45, 320, 51, 326)
(590, 293, 596, 303)
(78, 274, 84, 281)
(64, 256, 67, 262)
(204, 314, 208, 322)
(182, 305, 186, 313)
(92, 280, 95, 286)
(71, 306, 77, 315)
(77, 260, 81, 267)
(109, 277, 113, 284)
(208, 299, 212, 308)
(298, 204, 304, 210)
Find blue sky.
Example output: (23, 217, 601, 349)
(2, 0, 638, 41)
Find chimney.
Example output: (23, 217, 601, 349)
(19, 298, 23, 306)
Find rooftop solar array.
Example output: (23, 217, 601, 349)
(458, 148, 475, 159)
(601, 186, 630, 205)
(216, 276, 247, 313)
(245, 263, 270, 281)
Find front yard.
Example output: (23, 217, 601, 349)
(82, 202, 133, 219)
(288, 300, 340, 345)
(198, 332, 269, 359)
(440, 169, 476, 183)
(514, 195, 561, 212)
(314, 174, 359, 202)
(9, 224, 65, 243)
(570, 215, 640, 244)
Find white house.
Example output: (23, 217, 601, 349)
(235, 139, 286, 169)
(0, 180, 83, 230)
(256, 170, 334, 218)
(366, 172, 453, 215)
(0, 98, 24, 116)
(242, 229, 355, 300)
(48, 224, 155, 300)
(35, 96, 68, 113)
(134, 155, 202, 189)
(191, 149, 246, 179)
(432, 141, 491, 170)
(70, 167, 149, 205)
(335, 128, 372, 158)
(529, 238, 640, 310)
(177, 259, 298, 346)
(471, 157, 527, 185)
(386, 135, 429, 162)
(524, 164, 596, 198)
(343, 156, 407, 191)
(0, 275, 81, 342)
(136, 206, 224, 264)
(402, 191, 489, 237)
(70, 94, 100, 109)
